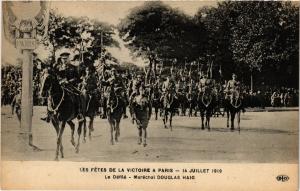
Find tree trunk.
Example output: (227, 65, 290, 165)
(153, 60, 157, 80)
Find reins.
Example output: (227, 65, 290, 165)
(48, 87, 65, 115)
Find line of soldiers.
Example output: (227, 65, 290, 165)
(39, 51, 245, 122)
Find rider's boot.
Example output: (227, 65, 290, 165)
(41, 113, 50, 123)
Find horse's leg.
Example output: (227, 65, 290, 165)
(207, 109, 211, 131)
(67, 121, 76, 147)
(75, 121, 83, 153)
(138, 127, 142, 145)
(169, 111, 173, 131)
(83, 118, 87, 143)
(155, 106, 158, 120)
(115, 121, 120, 142)
(143, 127, 147, 147)
(52, 119, 60, 136)
(89, 115, 94, 132)
(201, 110, 205, 130)
(226, 109, 230, 128)
(163, 110, 167, 129)
(89, 116, 94, 140)
(237, 110, 241, 132)
(55, 121, 66, 160)
(110, 120, 114, 145)
(230, 111, 235, 131)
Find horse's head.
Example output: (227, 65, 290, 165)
(39, 72, 58, 97)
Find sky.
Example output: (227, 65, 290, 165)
(2, 1, 218, 66)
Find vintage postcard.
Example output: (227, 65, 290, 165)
(1, 1, 299, 190)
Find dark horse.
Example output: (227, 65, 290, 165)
(40, 73, 85, 160)
(161, 91, 179, 131)
(224, 91, 244, 132)
(106, 87, 125, 145)
(151, 85, 162, 120)
(82, 90, 99, 142)
(197, 89, 215, 130)
(187, 90, 198, 117)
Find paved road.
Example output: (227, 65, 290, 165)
(1, 106, 298, 163)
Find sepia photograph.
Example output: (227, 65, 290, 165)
(1, 1, 299, 190)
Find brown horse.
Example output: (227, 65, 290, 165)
(40, 73, 85, 160)
(106, 88, 125, 145)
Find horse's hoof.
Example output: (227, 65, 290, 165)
(83, 138, 86, 143)
(143, 143, 147, 147)
(75, 147, 79, 153)
(230, 128, 234, 132)
(90, 127, 94, 132)
(54, 157, 59, 161)
(71, 140, 75, 147)
(61, 155, 64, 158)
(227, 125, 229, 128)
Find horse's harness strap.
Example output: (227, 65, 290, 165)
(48, 88, 65, 114)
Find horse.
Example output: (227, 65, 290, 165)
(151, 85, 162, 120)
(131, 87, 151, 147)
(161, 91, 179, 131)
(224, 91, 244, 132)
(197, 88, 215, 130)
(187, 90, 198, 117)
(82, 89, 99, 142)
(177, 90, 188, 116)
(40, 73, 85, 160)
(106, 87, 125, 145)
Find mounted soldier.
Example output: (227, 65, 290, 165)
(41, 51, 85, 122)
(225, 73, 241, 104)
(161, 76, 177, 107)
(128, 74, 143, 104)
(198, 73, 215, 95)
(102, 68, 128, 118)
(80, 66, 98, 97)
(128, 74, 144, 123)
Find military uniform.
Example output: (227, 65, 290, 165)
(198, 76, 214, 94)
(102, 69, 128, 117)
(225, 74, 241, 105)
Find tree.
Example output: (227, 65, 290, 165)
(118, 1, 205, 80)
(44, 10, 119, 66)
(230, 1, 299, 88)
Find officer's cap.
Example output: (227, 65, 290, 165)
(232, 73, 237, 77)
